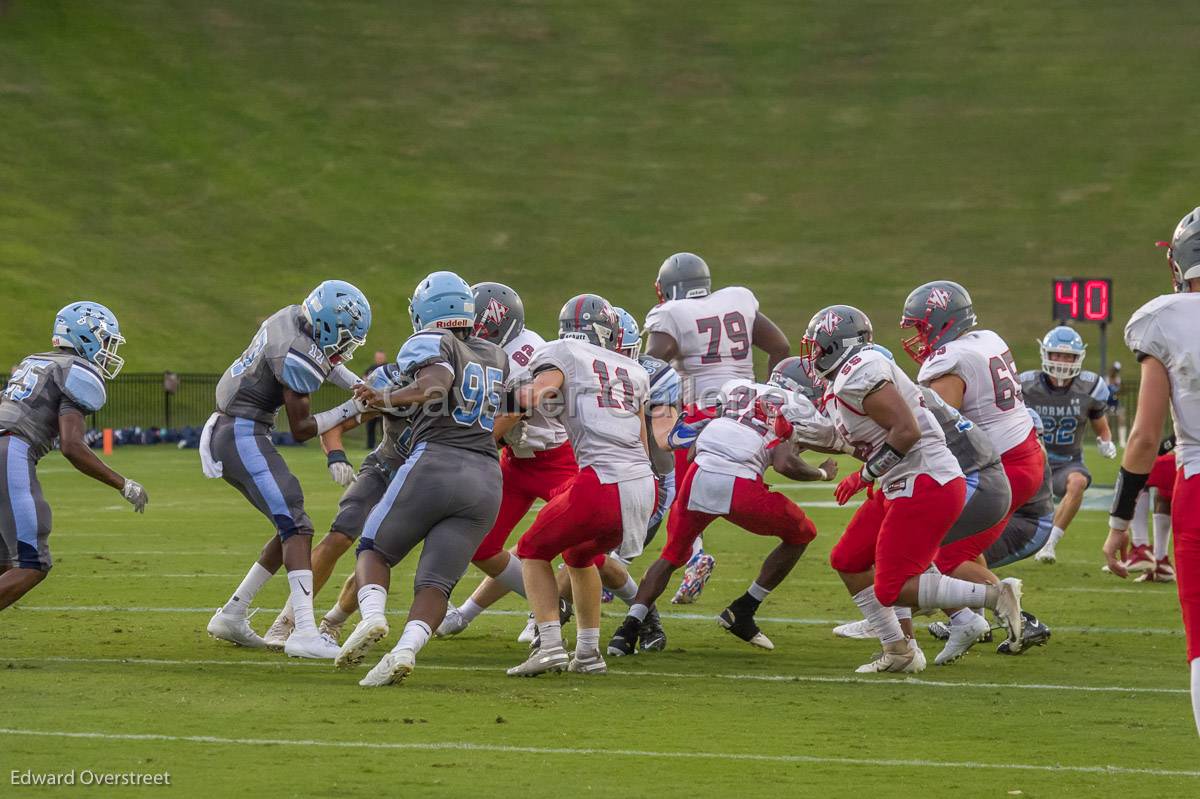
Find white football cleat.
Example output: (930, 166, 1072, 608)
(832, 619, 876, 640)
(319, 616, 345, 643)
(262, 612, 294, 652)
(436, 606, 470, 638)
(506, 645, 569, 677)
(334, 615, 390, 669)
(993, 578, 1025, 654)
(1033, 544, 1057, 564)
(516, 613, 537, 644)
(207, 609, 267, 649)
(855, 639, 924, 673)
(284, 630, 342, 659)
(933, 612, 991, 665)
(568, 648, 608, 675)
(359, 648, 415, 687)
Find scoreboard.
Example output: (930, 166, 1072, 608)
(1051, 277, 1112, 323)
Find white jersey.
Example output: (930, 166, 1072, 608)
(1126, 293, 1200, 478)
(530, 339, 652, 484)
(917, 329, 1034, 455)
(828, 348, 963, 499)
(503, 328, 569, 457)
(694, 379, 793, 479)
(643, 286, 759, 407)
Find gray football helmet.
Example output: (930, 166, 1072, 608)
(558, 294, 620, 350)
(655, 252, 711, 301)
(471, 282, 525, 346)
(1162, 207, 1200, 292)
(801, 305, 874, 378)
(899, 280, 977, 364)
(769, 356, 825, 404)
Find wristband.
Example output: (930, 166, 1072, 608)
(816, 467, 828, 481)
(863, 443, 906, 482)
(1109, 466, 1150, 523)
(327, 449, 350, 466)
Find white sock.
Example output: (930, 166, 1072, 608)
(894, 606, 912, 621)
(1192, 659, 1200, 737)
(690, 537, 704, 559)
(287, 570, 317, 635)
(576, 627, 600, 655)
(357, 584, 388, 620)
(628, 603, 650, 622)
(494, 555, 527, 598)
(613, 576, 639, 605)
(918, 572, 992, 610)
(393, 620, 432, 655)
(537, 621, 563, 650)
(949, 607, 980, 627)
(1047, 526, 1065, 549)
(222, 562, 274, 617)
(747, 581, 771, 602)
(1154, 513, 1173, 562)
(1131, 492, 1151, 548)
(459, 598, 486, 622)
(852, 586, 904, 645)
(279, 595, 294, 624)
(323, 604, 349, 624)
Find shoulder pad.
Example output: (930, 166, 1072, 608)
(397, 331, 449, 375)
(62, 362, 107, 412)
(281, 349, 327, 394)
(1019, 370, 1038, 383)
(640, 356, 681, 406)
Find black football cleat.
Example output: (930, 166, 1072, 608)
(637, 606, 667, 652)
(559, 596, 574, 627)
(606, 617, 640, 657)
(997, 611, 1051, 655)
(718, 602, 774, 650)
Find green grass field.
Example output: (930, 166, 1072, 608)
(1, 444, 1193, 798)
(4, 1, 1200, 375)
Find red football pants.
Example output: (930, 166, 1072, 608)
(471, 442, 578, 562)
(1148, 452, 1178, 503)
(831, 475, 967, 606)
(516, 467, 630, 568)
(1172, 471, 1200, 661)
(661, 463, 817, 568)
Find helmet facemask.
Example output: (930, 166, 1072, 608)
(1041, 348, 1083, 381)
(92, 324, 126, 379)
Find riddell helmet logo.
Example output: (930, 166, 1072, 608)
(475, 298, 509, 334)
(926, 288, 952, 310)
(815, 311, 843, 336)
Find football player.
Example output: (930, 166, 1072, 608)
(1104, 207, 1200, 735)
(260, 362, 413, 648)
(643, 252, 791, 603)
(1135, 437, 1177, 582)
(900, 281, 1045, 636)
(606, 358, 833, 657)
(1018, 326, 1118, 565)
(435, 282, 577, 637)
(335, 271, 511, 687)
(203, 280, 371, 659)
(0, 302, 148, 609)
(503, 295, 655, 677)
(809, 305, 1024, 672)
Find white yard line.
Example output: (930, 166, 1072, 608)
(12, 604, 1183, 637)
(3, 656, 1189, 697)
(0, 727, 1194, 778)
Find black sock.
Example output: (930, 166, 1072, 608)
(733, 592, 761, 612)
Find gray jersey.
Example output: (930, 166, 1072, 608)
(216, 306, 336, 425)
(920, 387, 999, 475)
(640, 354, 682, 478)
(0, 350, 107, 461)
(1018, 369, 1108, 463)
(395, 330, 509, 459)
(363, 415, 414, 473)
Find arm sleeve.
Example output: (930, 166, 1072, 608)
(327, 363, 361, 390)
(61, 363, 107, 413)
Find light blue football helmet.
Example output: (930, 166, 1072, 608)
(51, 301, 125, 379)
(303, 280, 371, 362)
(613, 307, 641, 358)
(1039, 325, 1086, 380)
(409, 271, 475, 333)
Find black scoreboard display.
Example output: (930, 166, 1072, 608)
(1051, 277, 1112, 323)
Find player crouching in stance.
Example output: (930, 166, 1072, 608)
(203, 281, 371, 659)
(1021, 326, 1118, 564)
(0, 302, 148, 610)
(810, 306, 1024, 673)
(607, 357, 832, 656)
(334, 272, 510, 686)
(505, 295, 656, 677)
(1104, 208, 1200, 734)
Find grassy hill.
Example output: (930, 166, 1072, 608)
(3, 1, 1198, 376)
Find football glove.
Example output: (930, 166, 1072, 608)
(1098, 439, 1118, 459)
(834, 471, 872, 506)
(666, 416, 711, 450)
(327, 449, 357, 487)
(121, 479, 149, 513)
